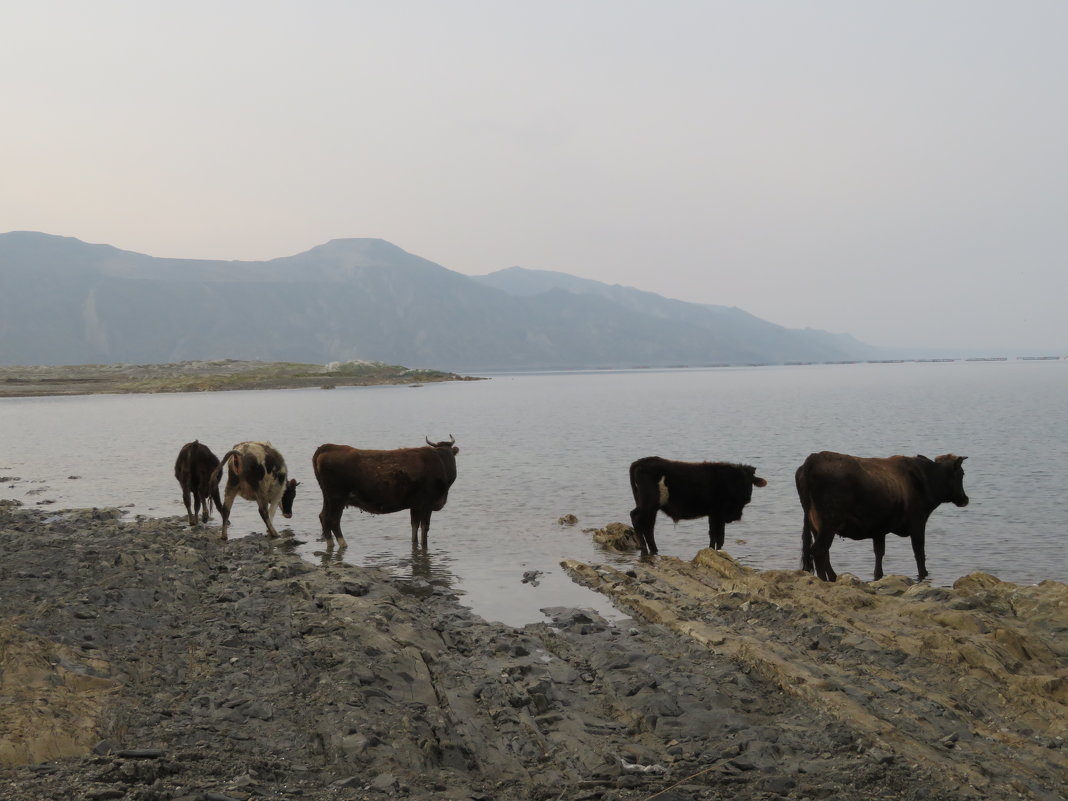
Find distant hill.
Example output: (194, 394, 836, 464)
(473, 265, 876, 366)
(0, 232, 878, 370)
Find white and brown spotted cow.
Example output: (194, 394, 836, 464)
(212, 441, 298, 540)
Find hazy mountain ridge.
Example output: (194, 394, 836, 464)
(472, 265, 876, 363)
(0, 232, 878, 370)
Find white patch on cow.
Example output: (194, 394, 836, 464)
(658, 477, 669, 506)
(221, 441, 289, 538)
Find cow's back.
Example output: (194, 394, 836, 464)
(226, 441, 289, 498)
(798, 451, 916, 529)
(628, 456, 669, 504)
(703, 461, 759, 519)
(312, 444, 445, 514)
(175, 440, 219, 481)
(312, 443, 351, 481)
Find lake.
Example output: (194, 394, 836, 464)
(2, 360, 1065, 626)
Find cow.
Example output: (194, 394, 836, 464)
(312, 436, 459, 548)
(628, 456, 767, 555)
(795, 451, 969, 582)
(211, 441, 299, 540)
(173, 440, 223, 527)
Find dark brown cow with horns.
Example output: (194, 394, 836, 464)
(795, 451, 969, 582)
(174, 440, 223, 526)
(629, 456, 767, 554)
(312, 436, 460, 548)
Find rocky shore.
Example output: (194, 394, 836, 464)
(0, 504, 1064, 801)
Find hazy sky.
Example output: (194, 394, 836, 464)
(4, 2, 1066, 350)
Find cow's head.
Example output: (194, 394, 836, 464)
(281, 479, 299, 518)
(426, 434, 459, 455)
(934, 454, 968, 507)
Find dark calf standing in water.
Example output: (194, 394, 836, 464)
(795, 451, 969, 582)
(174, 440, 223, 526)
(211, 441, 298, 540)
(629, 456, 767, 554)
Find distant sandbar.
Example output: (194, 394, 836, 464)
(0, 359, 482, 398)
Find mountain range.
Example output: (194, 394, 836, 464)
(0, 232, 879, 370)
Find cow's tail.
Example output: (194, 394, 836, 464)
(795, 465, 814, 573)
(800, 511, 814, 573)
(211, 449, 240, 492)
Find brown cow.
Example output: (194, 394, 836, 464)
(174, 440, 223, 526)
(629, 456, 767, 554)
(796, 451, 969, 582)
(312, 436, 459, 548)
(211, 441, 298, 540)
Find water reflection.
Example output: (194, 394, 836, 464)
(314, 540, 348, 566)
(408, 542, 435, 584)
(360, 542, 460, 599)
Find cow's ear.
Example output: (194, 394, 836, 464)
(744, 465, 767, 488)
(958, 456, 967, 463)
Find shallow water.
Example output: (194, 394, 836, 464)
(2, 360, 1065, 625)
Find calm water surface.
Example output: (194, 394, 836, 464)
(2, 361, 1065, 625)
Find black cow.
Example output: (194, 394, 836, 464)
(795, 451, 969, 582)
(312, 436, 459, 548)
(629, 456, 767, 554)
(174, 440, 223, 526)
(211, 441, 298, 540)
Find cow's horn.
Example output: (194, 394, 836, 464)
(426, 436, 434, 446)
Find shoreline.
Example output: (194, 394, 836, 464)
(0, 359, 483, 398)
(0, 503, 1064, 800)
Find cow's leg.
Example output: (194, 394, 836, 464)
(318, 499, 346, 548)
(801, 512, 815, 573)
(708, 517, 726, 550)
(410, 508, 430, 546)
(192, 492, 203, 525)
(197, 486, 211, 522)
(872, 535, 886, 581)
(910, 529, 929, 581)
(181, 486, 196, 527)
(258, 499, 280, 538)
(419, 511, 431, 547)
(209, 485, 223, 522)
(219, 486, 237, 540)
(630, 507, 658, 554)
(810, 530, 837, 582)
(318, 500, 334, 545)
(816, 549, 838, 582)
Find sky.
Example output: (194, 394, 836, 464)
(3, 1, 1067, 351)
